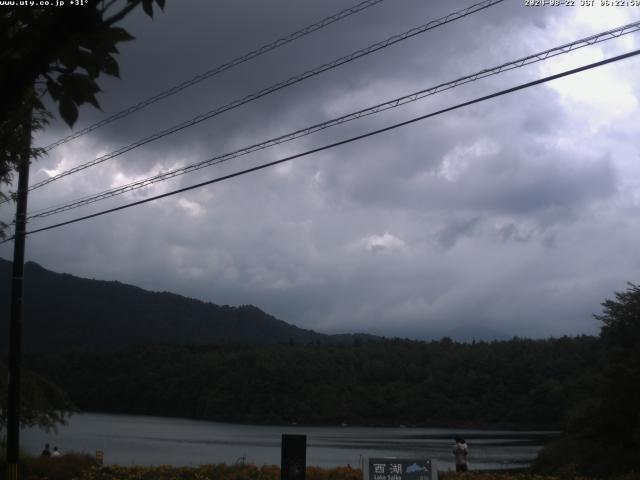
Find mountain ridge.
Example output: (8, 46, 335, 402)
(0, 258, 378, 353)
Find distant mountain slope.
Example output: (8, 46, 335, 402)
(0, 259, 375, 353)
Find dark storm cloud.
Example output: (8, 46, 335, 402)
(2, 0, 639, 340)
(435, 217, 483, 249)
(33, 0, 556, 177)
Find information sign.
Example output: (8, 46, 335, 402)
(368, 458, 433, 480)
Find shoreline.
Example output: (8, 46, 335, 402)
(76, 410, 563, 434)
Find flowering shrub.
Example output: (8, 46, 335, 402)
(439, 474, 640, 480)
(440, 474, 560, 480)
(24, 453, 98, 480)
(70, 463, 361, 480)
(16, 461, 640, 480)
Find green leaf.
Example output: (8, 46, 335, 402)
(81, 30, 120, 56)
(86, 94, 102, 110)
(74, 48, 101, 77)
(106, 27, 135, 43)
(142, 0, 154, 17)
(46, 80, 62, 101)
(58, 47, 78, 72)
(56, 73, 102, 111)
(102, 54, 120, 78)
(59, 96, 78, 127)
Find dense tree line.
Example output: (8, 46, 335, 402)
(26, 336, 599, 429)
(533, 283, 640, 477)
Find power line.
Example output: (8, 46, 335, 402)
(26, 0, 504, 192)
(26, 20, 640, 220)
(6, 47, 637, 242)
(41, 0, 388, 152)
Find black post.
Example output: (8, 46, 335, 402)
(6, 110, 32, 480)
(281, 434, 306, 480)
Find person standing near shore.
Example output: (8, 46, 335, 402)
(452, 436, 469, 472)
(41, 444, 51, 457)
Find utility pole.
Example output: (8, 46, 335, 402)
(6, 108, 32, 480)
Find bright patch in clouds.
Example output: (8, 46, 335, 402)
(538, 6, 638, 130)
(541, 47, 637, 128)
(177, 198, 204, 217)
(438, 138, 500, 182)
(573, 4, 630, 33)
(362, 232, 406, 252)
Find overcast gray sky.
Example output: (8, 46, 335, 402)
(2, 0, 640, 339)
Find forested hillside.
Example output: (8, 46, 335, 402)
(27, 336, 599, 429)
(0, 259, 375, 352)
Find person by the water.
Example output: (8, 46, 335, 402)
(452, 436, 469, 472)
(41, 443, 51, 457)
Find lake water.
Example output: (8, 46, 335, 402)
(22, 413, 554, 471)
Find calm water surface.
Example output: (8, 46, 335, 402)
(22, 413, 555, 471)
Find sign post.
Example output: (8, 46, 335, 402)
(281, 434, 306, 480)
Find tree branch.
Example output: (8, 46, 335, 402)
(104, 1, 140, 27)
(101, 0, 121, 13)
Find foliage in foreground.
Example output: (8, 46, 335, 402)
(0, 364, 75, 433)
(15, 461, 362, 480)
(533, 283, 640, 477)
(440, 474, 561, 480)
(13, 460, 640, 480)
(0, 0, 166, 237)
(5, 452, 640, 480)
(440, 474, 640, 480)
(23, 453, 99, 480)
